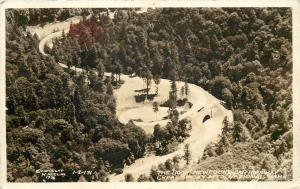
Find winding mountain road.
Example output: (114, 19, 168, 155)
(27, 12, 233, 182)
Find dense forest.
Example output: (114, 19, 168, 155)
(6, 8, 292, 181)
(6, 9, 149, 182)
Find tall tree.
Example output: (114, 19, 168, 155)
(153, 101, 159, 120)
(115, 62, 123, 84)
(96, 61, 105, 79)
(184, 81, 190, 97)
(180, 85, 185, 98)
(183, 143, 192, 166)
(169, 78, 177, 109)
(153, 75, 160, 95)
(144, 68, 153, 98)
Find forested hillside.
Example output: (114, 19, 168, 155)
(6, 8, 93, 27)
(6, 9, 147, 182)
(6, 8, 293, 181)
(49, 8, 292, 180)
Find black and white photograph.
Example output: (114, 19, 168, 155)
(1, 0, 299, 187)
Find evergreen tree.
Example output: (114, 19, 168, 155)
(17, 57, 31, 78)
(145, 68, 153, 98)
(153, 101, 159, 120)
(153, 75, 160, 95)
(169, 78, 177, 109)
(97, 61, 105, 79)
(184, 81, 190, 97)
(115, 62, 123, 84)
(180, 86, 185, 98)
(183, 143, 192, 166)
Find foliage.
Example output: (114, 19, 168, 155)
(153, 117, 192, 155)
(6, 10, 147, 182)
(183, 144, 192, 166)
(6, 7, 293, 181)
